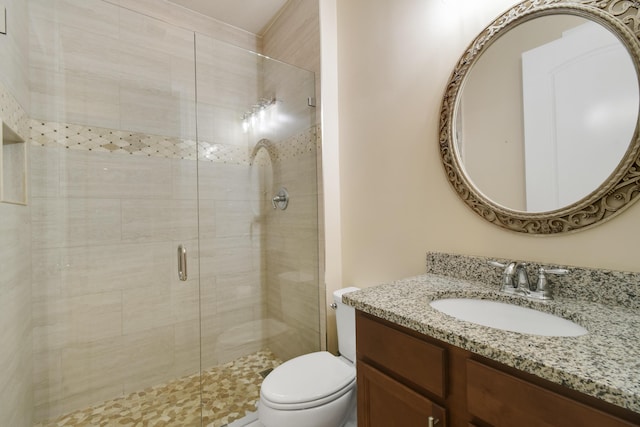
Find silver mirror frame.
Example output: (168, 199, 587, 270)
(440, 0, 640, 234)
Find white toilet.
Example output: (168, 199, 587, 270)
(258, 287, 360, 427)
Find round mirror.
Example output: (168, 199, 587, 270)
(440, 1, 640, 234)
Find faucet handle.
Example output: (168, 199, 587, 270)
(540, 267, 570, 276)
(532, 267, 570, 299)
(487, 260, 507, 268)
(488, 260, 517, 270)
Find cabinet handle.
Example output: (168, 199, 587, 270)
(428, 416, 439, 427)
(177, 245, 187, 281)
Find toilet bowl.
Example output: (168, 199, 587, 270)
(258, 287, 360, 427)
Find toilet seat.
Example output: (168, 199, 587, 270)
(260, 351, 356, 410)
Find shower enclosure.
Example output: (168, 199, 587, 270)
(29, 1, 320, 425)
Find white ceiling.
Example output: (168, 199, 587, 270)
(167, 0, 289, 35)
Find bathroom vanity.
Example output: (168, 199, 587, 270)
(355, 311, 637, 427)
(345, 254, 640, 427)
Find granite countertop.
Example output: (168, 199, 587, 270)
(343, 274, 640, 414)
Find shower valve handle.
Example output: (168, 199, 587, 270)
(272, 194, 287, 208)
(272, 187, 289, 210)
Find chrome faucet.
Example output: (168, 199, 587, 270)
(488, 261, 569, 300)
(488, 261, 525, 294)
(514, 262, 531, 294)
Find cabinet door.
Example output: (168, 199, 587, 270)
(467, 360, 637, 427)
(358, 361, 446, 427)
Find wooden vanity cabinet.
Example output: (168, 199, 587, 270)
(357, 362, 446, 427)
(356, 311, 640, 427)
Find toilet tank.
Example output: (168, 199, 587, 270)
(333, 287, 360, 363)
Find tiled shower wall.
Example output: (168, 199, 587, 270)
(29, 123, 319, 422)
(262, 0, 325, 355)
(0, 0, 32, 426)
(0, 91, 32, 427)
(265, 130, 321, 361)
(28, 0, 319, 422)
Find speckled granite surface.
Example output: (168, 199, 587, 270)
(344, 254, 640, 414)
(426, 252, 640, 310)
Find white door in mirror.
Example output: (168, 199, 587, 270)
(0, 6, 5, 35)
(522, 21, 637, 211)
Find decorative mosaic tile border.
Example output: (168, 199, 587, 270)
(0, 81, 29, 140)
(426, 252, 640, 310)
(30, 120, 318, 166)
(272, 126, 318, 162)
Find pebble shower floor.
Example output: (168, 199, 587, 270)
(33, 350, 281, 427)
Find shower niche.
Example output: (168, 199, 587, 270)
(0, 120, 27, 205)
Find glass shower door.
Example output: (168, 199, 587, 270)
(195, 35, 320, 425)
(29, 1, 202, 424)
(28, 1, 320, 425)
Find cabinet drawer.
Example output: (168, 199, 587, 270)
(467, 359, 637, 427)
(358, 361, 446, 427)
(356, 312, 447, 398)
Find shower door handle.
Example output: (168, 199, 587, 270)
(177, 245, 187, 281)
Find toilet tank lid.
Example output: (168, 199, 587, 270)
(261, 351, 355, 404)
(332, 287, 360, 300)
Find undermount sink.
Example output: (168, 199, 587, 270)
(429, 298, 588, 337)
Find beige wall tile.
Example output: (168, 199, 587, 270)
(122, 280, 199, 334)
(29, 0, 120, 41)
(121, 199, 198, 243)
(29, 68, 121, 128)
(171, 158, 198, 200)
(30, 146, 60, 198)
(0, 282, 33, 426)
(32, 292, 122, 353)
(0, 4, 31, 425)
(173, 320, 200, 377)
(213, 200, 261, 238)
(60, 150, 173, 199)
(30, 0, 197, 136)
(197, 162, 257, 201)
(119, 84, 196, 139)
(31, 197, 122, 249)
(0, 0, 30, 110)
(122, 326, 175, 393)
(59, 336, 125, 413)
(32, 350, 62, 422)
(263, 0, 320, 124)
(32, 248, 62, 300)
(60, 242, 173, 297)
(199, 236, 261, 278)
(106, 0, 260, 52)
(0, 202, 33, 427)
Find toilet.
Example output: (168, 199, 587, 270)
(258, 287, 360, 427)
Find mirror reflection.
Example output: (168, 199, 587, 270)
(456, 15, 639, 213)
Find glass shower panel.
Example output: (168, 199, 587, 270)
(29, 1, 201, 425)
(195, 34, 320, 424)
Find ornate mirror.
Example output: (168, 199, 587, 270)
(440, 0, 640, 234)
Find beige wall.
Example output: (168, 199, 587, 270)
(321, 0, 640, 347)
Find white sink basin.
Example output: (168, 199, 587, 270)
(429, 298, 588, 337)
